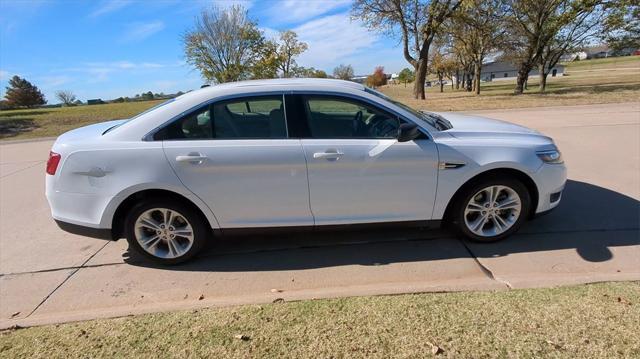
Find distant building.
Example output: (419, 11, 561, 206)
(350, 75, 368, 84)
(560, 51, 588, 62)
(585, 45, 612, 59)
(87, 99, 105, 105)
(479, 61, 565, 82)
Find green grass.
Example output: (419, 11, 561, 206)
(0, 100, 163, 140)
(1, 282, 639, 358)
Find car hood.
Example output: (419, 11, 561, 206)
(436, 112, 540, 136)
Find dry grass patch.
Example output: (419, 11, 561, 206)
(0, 100, 163, 140)
(379, 56, 640, 112)
(1, 282, 639, 358)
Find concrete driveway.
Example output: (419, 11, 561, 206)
(1, 102, 638, 328)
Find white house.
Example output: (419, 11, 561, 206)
(480, 61, 565, 82)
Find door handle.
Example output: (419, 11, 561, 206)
(313, 151, 344, 159)
(176, 153, 208, 163)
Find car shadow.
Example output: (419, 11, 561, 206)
(123, 180, 639, 271)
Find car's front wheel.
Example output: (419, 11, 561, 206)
(124, 200, 209, 264)
(453, 178, 531, 242)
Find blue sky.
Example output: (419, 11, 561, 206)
(0, 0, 407, 103)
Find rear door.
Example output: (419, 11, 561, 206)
(160, 95, 313, 228)
(287, 94, 439, 225)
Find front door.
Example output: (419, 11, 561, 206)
(293, 95, 439, 225)
(160, 95, 313, 228)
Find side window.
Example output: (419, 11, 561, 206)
(157, 96, 287, 140)
(304, 96, 400, 139)
(213, 96, 286, 139)
(158, 106, 212, 140)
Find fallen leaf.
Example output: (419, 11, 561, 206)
(270, 288, 282, 293)
(272, 298, 284, 303)
(183, 294, 189, 299)
(545, 340, 563, 350)
(617, 297, 632, 305)
(10, 311, 20, 318)
(234, 334, 250, 341)
(427, 342, 443, 355)
(198, 294, 205, 300)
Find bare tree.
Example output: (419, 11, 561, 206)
(538, 5, 605, 92)
(505, 0, 604, 95)
(333, 64, 355, 80)
(353, 0, 462, 100)
(450, 0, 507, 94)
(183, 5, 264, 83)
(276, 30, 308, 78)
(55, 90, 77, 106)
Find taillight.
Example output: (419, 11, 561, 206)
(46, 151, 61, 175)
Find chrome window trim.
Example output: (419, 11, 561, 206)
(142, 89, 432, 141)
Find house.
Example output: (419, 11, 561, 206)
(87, 99, 105, 105)
(585, 45, 612, 59)
(480, 61, 565, 82)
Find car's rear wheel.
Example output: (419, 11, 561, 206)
(453, 178, 531, 242)
(124, 199, 208, 264)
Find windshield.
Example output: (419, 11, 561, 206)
(103, 98, 177, 134)
(364, 88, 452, 131)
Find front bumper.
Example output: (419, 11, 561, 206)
(532, 163, 567, 214)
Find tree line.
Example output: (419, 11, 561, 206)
(353, 0, 637, 99)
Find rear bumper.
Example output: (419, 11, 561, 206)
(55, 220, 114, 240)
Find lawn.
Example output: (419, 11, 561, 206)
(1, 56, 638, 141)
(0, 100, 163, 140)
(1, 282, 639, 358)
(379, 56, 640, 112)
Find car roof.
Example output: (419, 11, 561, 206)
(185, 78, 366, 98)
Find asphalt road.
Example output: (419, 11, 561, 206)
(1, 102, 638, 328)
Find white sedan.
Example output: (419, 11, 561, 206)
(46, 78, 566, 264)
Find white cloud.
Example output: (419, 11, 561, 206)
(262, 0, 350, 24)
(293, 13, 379, 72)
(89, 0, 132, 18)
(121, 21, 165, 42)
(0, 70, 9, 80)
(39, 75, 73, 88)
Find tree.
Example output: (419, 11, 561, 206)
(504, 0, 604, 95)
(397, 67, 415, 86)
(353, 0, 462, 100)
(251, 39, 280, 79)
(333, 64, 354, 80)
(450, 0, 507, 95)
(538, 4, 605, 92)
(183, 5, 265, 83)
(276, 30, 308, 78)
(4, 76, 46, 108)
(366, 66, 388, 88)
(55, 90, 77, 106)
(430, 49, 457, 92)
(601, 0, 639, 53)
(293, 67, 328, 78)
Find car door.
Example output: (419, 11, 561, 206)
(160, 94, 313, 228)
(291, 94, 439, 225)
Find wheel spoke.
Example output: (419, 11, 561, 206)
(139, 217, 161, 230)
(163, 209, 175, 227)
(471, 215, 489, 232)
(167, 238, 180, 257)
(466, 202, 484, 212)
(497, 198, 520, 210)
(491, 216, 504, 233)
(140, 235, 161, 249)
(490, 186, 501, 203)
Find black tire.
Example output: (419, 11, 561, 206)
(451, 176, 531, 242)
(124, 199, 209, 265)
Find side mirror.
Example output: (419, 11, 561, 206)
(397, 123, 421, 142)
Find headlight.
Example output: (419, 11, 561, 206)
(537, 150, 563, 164)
